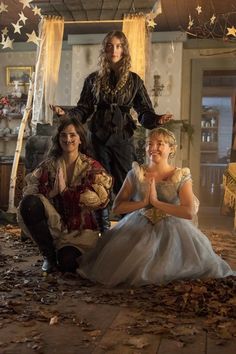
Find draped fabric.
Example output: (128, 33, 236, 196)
(230, 95, 236, 161)
(223, 162, 236, 228)
(32, 17, 64, 129)
(122, 14, 149, 82)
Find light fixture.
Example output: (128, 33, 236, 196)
(152, 74, 172, 107)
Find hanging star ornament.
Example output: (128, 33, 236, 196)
(32, 6, 42, 17)
(196, 5, 202, 15)
(1, 34, 5, 45)
(210, 14, 216, 25)
(18, 11, 28, 25)
(19, 0, 33, 9)
(151, 0, 162, 17)
(0, 1, 8, 13)
(146, 0, 162, 21)
(226, 26, 236, 37)
(147, 18, 157, 29)
(1, 27, 8, 36)
(188, 15, 194, 30)
(26, 30, 41, 46)
(12, 21, 23, 34)
(2, 36, 14, 49)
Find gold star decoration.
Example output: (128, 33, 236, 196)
(0, 1, 8, 13)
(147, 18, 157, 29)
(32, 5, 42, 17)
(196, 5, 202, 15)
(210, 14, 216, 25)
(19, 11, 28, 24)
(1, 27, 8, 36)
(226, 26, 236, 37)
(2, 36, 14, 49)
(12, 21, 23, 34)
(19, 0, 33, 9)
(26, 30, 41, 46)
(188, 15, 194, 30)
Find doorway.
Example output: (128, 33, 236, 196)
(190, 58, 236, 201)
(199, 70, 236, 206)
(189, 59, 236, 232)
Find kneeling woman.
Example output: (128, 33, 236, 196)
(78, 127, 235, 286)
(18, 116, 112, 273)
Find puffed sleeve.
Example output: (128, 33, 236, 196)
(79, 171, 113, 208)
(175, 168, 199, 215)
(62, 159, 113, 209)
(177, 168, 192, 190)
(22, 160, 55, 198)
(23, 168, 42, 196)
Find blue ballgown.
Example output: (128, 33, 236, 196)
(78, 164, 235, 287)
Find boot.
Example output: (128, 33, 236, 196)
(57, 246, 82, 273)
(20, 195, 57, 273)
(26, 219, 57, 273)
(95, 207, 111, 233)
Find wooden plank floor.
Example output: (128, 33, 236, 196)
(0, 207, 236, 354)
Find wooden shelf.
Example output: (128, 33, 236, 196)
(0, 162, 25, 210)
(201, 108, 219, 163)
(201, 127, 217, 130)
(201, 142, 217, 149)
(5, 114, 23, 119)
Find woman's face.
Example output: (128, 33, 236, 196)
(105, 36, 123, 64)
(59, 124, 81, 154)
(146, 134, 172, 162)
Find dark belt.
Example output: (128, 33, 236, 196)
(95, 103, 132, 132)
(96, 103, 131, 113)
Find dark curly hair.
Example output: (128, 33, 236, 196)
(48, 115, 87, 158)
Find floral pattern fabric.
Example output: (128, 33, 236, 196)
(18, 153, 112, 252)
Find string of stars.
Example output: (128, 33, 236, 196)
(0, 0, 42, 50)
(186, 4, 236, 41)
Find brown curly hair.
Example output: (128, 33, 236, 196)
(94, 31, 131, 96)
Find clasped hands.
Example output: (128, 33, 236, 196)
(143, 176, 159, 207)
(49, 167, 67, 198)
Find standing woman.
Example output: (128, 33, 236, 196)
(18, 117, 112, 273)
(51, 30, 172, 232)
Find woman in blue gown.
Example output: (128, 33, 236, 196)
(78, 127, 235, 286)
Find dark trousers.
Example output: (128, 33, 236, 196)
(20, 195, 81, 272)
(90, 134, 135, 230)
(91, 134, 135, 195)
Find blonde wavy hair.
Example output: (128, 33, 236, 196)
(94, 31, 131, 96)
(147, 128, 178, 158)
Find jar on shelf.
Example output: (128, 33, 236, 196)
(206, 132, 211, 142)
(210, 117, 216, 127)
(12, 80, 22, 98)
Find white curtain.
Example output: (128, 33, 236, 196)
(32, 17, 64, 129)
(122, 14, 150, 82)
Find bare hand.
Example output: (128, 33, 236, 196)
(49, 104, 65, 116)
(142, 177, 152, 206)
(149, 178, 158, 206)
(49, 167, 66, 198)
(159, 113, 173, 124)
(57, 167, 66, 194)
